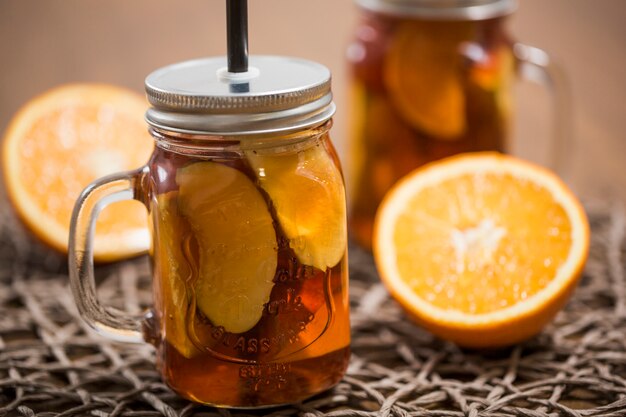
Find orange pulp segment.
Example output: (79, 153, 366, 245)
(374, 152, 590, 347)
(2, 84, 153, 261)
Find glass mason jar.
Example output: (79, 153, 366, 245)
(347, 0, 569, 249)
(68, 56, 350, 407)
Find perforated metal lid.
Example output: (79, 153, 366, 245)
(356, 0, 517, 20)
(145, 55, 335, 135)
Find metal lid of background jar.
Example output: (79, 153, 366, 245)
(355, 0, 517, 20)
(145, 55, 335, 135)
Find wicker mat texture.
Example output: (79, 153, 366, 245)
(0, 200, 625, 417)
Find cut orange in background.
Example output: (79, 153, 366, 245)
(373, 152, 589, 348)
(2, 84, 153, 262)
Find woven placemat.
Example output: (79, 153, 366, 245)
(0, 199, 625, 417)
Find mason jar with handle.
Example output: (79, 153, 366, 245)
(347, 0, 570, 250)
(68, 55, 350, 407)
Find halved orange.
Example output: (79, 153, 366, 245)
(2, 84, 153, 262)
(373, 152, 589, 347)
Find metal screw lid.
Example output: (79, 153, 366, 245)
(145, 55, 335, 136)
(355, 0, 517, 20)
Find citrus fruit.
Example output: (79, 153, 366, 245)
(383, 21, 470, 139)
(2, 84, 153, 262)
(246, 138, 347, 271)
(468, 44, 515, 122)
(153, 192, 199, 358)
(373, 152, 590, 347)
(177, 162, 277, 335)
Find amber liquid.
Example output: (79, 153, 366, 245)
(144, 136, 350, 407)
(348, 15, 514, 249)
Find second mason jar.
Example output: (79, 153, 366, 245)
(347, 0, 566, 249)
(69, 56, 350, 407)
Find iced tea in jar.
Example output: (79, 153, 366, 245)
(69, 56, 350, 407)
(348, 0, 569, 249)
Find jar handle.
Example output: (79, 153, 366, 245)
(68, 167, 149, 343)
(513, 43, 572, 177)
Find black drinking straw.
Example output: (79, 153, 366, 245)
(226, 0, 248, 73)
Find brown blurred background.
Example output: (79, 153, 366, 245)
(1, 0, 625, 202)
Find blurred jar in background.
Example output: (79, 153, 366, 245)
(347, 0, 566, 250)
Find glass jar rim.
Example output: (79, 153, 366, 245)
(355, 0, 517, 20)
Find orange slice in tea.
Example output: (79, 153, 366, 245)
(154, 192, 199, 358)
(383, 22, 468, 140)
(374, 152, 590, 347)
(246, 140, 347, 271)
(2, 84, 153, 261)
(177, 162, 277, 334)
